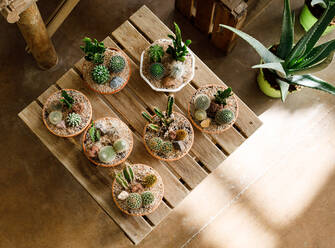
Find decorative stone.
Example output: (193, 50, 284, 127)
(56, 120, 66, 129)
(131, 183, 144, 193)
(200, 118, 211, 128)
(117, 191, 129, 200)
(110, 76, 125, 89)
(208, 101, 223, 118)
(72, 102, 84, 114)
(169, 130, 177, 140)
(172, 141, 186, 151)
(162, 76, 177, 88)
(87, 145, 100, 158)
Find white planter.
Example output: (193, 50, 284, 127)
(140, 39, 195, 93)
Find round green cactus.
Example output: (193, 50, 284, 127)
(194, 94, 211, 110)
(141, 192, 155, 207)
(109, 55, 126, 73)
(92, 64, 110, 84)
(142, 174, 157, 188)
(215, 109, 235, 125)
(149, 63, 165, 80)
(113, 139, 129, 153)
(194, 109, 207, 121)
(66, 112, 82, 127)
(148, 137, 163, 152)
(98, 146, 116, 163)
(161, 141, 173, 155)
(49, 111, 63, 125)
(126, 193, 142, 209)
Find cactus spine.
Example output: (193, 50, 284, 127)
(66, 113, 82, 127)
(92, 65, 110, 84)
(116, 172, 129, 189)
(142, 174, 157, 188)
(123, 164, 134, 183)
(166, 95, 174, 118)
(141, 192, 155, 206)
(126, 193, 142, 209)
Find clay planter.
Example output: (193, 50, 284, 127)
(82, 47, 131, 95)
(188, 85, 238, 134)
(112, 164, 164, 216)
(42, 89, 92, 137)
(82, 117, 133, 167)
(143, 112, 194, 162)
(140, 39, 195, 92)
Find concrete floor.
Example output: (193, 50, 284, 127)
(1, 0, 335, 247)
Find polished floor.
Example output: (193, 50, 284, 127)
(1, 0, 335, 247)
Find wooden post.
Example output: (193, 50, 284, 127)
(17, 2, 58, 70)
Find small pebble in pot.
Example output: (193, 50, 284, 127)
(56, 120, 66, 129)
(200, 118, 211, 128)
(131, 183, 144, 193)
(117, 191, 129, 200)
(173, 141, 186, 151)
(110, 76, 125, 89)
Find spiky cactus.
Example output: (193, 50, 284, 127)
(148, 137, 163, 152)
(126, 193, 142, 209)
(141, 192, 155, 206)
(109, 55, 126, 73)
(194, 109, 207, 121)
(142, 174, 157, 188)
(150, 63, 165, 79)
(49, 111, 63, 125)
(116, 172, 129, 189)
(215, 109, 235, 124)
(166, 95, 174, 118)
(161, 141, 173, 155)
(123, 164, 134, 183)
(176, 129, 188, 141)
(92, 65, 110, 84)
(66, 113, 82, 127)
(149, 44, 164, 63)
(194, 94, 211, 110)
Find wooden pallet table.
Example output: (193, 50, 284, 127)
(18, 5, 262, 245)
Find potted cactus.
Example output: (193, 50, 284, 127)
(42, 89, 92, 137)
(112, 162, 164, 216)
(188, 85, 238, 134)
(82, 117, 133, 167)
(300, 0, 335, 35)
(141, 96, 194, 161)
(221, 0, 335, 102)
(80, 37, 131, 94)
(140, 22, 195, 92)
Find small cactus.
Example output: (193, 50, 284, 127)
(194, 94, 211, 110)
(142, 174, 157, 188)
(113, 139, 129, 153)
(175, 129, 188, 141)
(92, 65, 110, 84)
(161, 141, 173, 155)
(66, 112, 82, 127)
(169, 62, 184, 79)
(148, 137, 163, 153)
(126, 193, 142, 209)
(109, 55, 126, 73)
(48, 111, 63, 125)
(166, 96, 174, 118)
(149, 44, 164, 63)
(194, 109, 207, 121)
(150, 63, 165, 79)
(98, 146, 116, 163)
(110, 76, 125, 89)
(215, 109, 235, 124)
(123, 164, 134, 183)
(116, 172, 129, 189)
(141, 192, 155, 206)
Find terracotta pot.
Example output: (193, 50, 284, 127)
(188, 84, 239, 134)
(111, 164, 164, 216)
(82, 117, 133, 167)
(82, 47, 131, 95)
(142, 112, 194, 162)
(42, 89, 92, 138)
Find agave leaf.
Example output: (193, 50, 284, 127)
(220, 25, 282, 64)
(311, 0, 328, 8)
(277, 0, 294, 59)
(276, 78, 290, 102)
(286, 4, 335, 67)
(287, 74, 335, 95)
(252, 62, 286, 76)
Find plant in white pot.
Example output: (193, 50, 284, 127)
(221, 0, 335, 101)
(300, 0, 335, 35)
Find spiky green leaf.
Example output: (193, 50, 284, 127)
(252, 62, 287, 76)
(276, 78, 290, 102)
(277, 0, 294, 59)
(287, 74, 335, 95)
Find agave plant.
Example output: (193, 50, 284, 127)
(220, 0, 335, 101)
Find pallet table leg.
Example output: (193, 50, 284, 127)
(194, 0, 215, 33)
(17, 2, 58, 70)
(175, 0, 194, 18)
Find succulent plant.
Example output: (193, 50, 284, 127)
(149, 44, 164, 63)
(166, 22, 192, 62)
(194, 109, 207, 121)
(92, 65, 110, 84)
(126, 193, 142, 209)
(98, 146, 116, 163)
(175, 129, 188, 141)
(109, 55, 126, 73)
(123, 164, 134, 183)
(66, 112, 82, 127)
(113, 139, 129, 153)
(110, 76, 125, 89)
(215, 109, 235, 124)
(161, 141, 173, 155)
(169, 62, 185, 79)
(150, 63, 165, 79)
(166, 95, 174, 118)
(80, 37, 106, 64)
(214, 88, 233, 106)
(116, 172, 129, 189)
(148, 137, 163, 152)
(194, 94, 211, 110)
(48, 111, 63, 125)
(141, 192, 155, 206)
(60, 90, 74, 109)
(88, 121, 101, 142)
(142, 174, 157, 188)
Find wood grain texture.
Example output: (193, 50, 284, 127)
(194, 0, 216, 33)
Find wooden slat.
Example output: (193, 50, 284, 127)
(175, 0, 194, 18)
(129, 5, 262, 137)
(18, 101, 152, 245)
(194, 0, 215, 33)
(145, 201, 171, 226)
